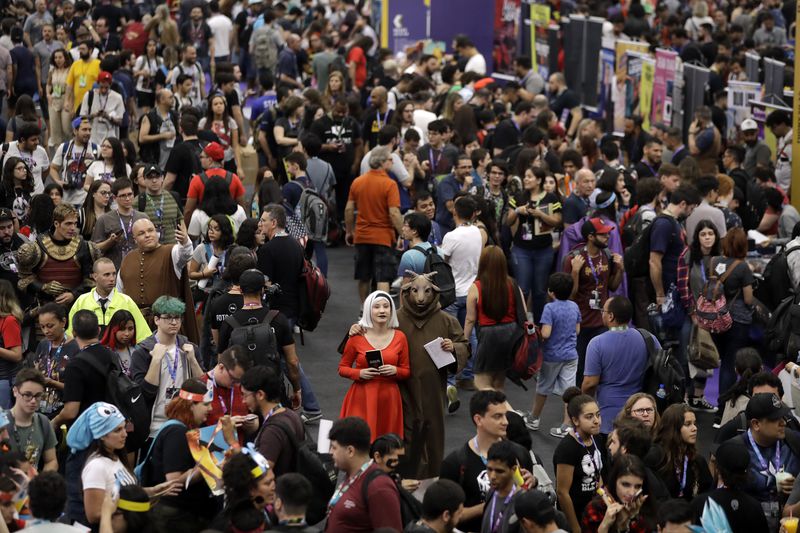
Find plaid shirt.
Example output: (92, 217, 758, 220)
(676, 246, 693, 313)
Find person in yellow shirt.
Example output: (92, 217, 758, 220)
(65, 41, 100, 114)
(67, 257, 152, 343)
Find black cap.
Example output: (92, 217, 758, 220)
(714, 441, 750, 474)
(745, 392, 790, 421)
(514, 490, 555, 524)
(239, 269, 266, 294)
(143, 164, 162, 176)
(0, 208, 13, 223)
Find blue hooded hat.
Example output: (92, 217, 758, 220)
(66, 402, 126, 453)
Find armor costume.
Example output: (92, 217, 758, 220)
(17, 233, 98, 304)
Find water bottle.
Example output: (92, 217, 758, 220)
(656, 384, 667, 400)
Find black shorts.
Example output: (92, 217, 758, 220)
(354, 244, 397, 283)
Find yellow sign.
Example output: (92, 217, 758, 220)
(640, 59, 655, 131)
(530, 4, 551, 73)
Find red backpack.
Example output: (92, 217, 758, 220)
(695, 259, 742, 333)
(507, 281, 543, 385)
(297, 258, 330, 332)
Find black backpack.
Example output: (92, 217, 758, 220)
(757, 245, 800, 311)
(270, 419, 335, 526)
(411, 245, 456, 308)
(77, 350, 151, 452)
(623, 214, 675, 278)
(224, 310, 281, 372)
(361, 469, 422, 529)
(638, 328, 685, 412)
(765, 293, 800, 361)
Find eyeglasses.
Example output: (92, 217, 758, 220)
(116, 192, 134, 199)
(157, 315, 182, 323)
(98, 190, 111, 196)
(632, 407, 655, 415)
(19, 392, 44, 402)
(222, 365, 240, 384)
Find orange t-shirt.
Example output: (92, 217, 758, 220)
(348, 169, 400, 247)
(186, 168, 246, 202)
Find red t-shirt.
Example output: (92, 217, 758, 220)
(347, 46, 367, 89)
(0, 315, 21, 349)
(187, 168, 246, 202)
(198, 372, 248, 428)
(326, 463, 402, 533)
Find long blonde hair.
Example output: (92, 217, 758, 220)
(0, 279, 22, 322)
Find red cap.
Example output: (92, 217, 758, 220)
(474, 77, 495, 90)
(583, 217, 614, 235)
(97, 71, 112, 83)
(203, 142, 225, 162)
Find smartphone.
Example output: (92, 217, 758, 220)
(365, 350, 383, 369)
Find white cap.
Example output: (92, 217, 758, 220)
(741, 118, 758, 131)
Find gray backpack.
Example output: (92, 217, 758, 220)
(290, 180, 329, 242)
(251, 25, 280, 71)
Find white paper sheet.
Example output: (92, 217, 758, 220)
(317, 419, 333, 454)
(424, 337, 456, 369)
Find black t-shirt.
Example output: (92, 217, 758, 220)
(310, 115, 361, 176)
(361, 108, 395, 150)
(649, 215, 684, 290)
(493, 118, 522, 152)
(439, 440, 533, 533)
(691, 488, 768, 533)
(256, 236, 305, 320)
(150, 422, 219, 518)
(164, 139, 204, 200)
(61, 344, 114, 416)
(207, 292, 243, 331)
(633, 160, 660, 179)
(92, 4, 126, 32)
(217, 306, 293, 353)
(552, 434, 608, 522)
(550, 89, 581, 129)
(644, 443, 713, 501)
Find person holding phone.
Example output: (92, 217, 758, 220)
(580, 455, 655, 533)
(339, 290, 410, 439)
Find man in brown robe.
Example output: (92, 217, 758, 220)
(396, 272, 468, 479)
(118, 218, 199, 343)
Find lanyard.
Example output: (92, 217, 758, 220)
(472, 436, 488, 465)
(376, 110, 389, 129)
(118, 212, 133, 242)
(573, 433, 601, 483)
(149, 193, 165, 221)
(584, 247, 602, 289)
(165, 343, 181, 385)
(328, 460, 372, 511)
(252, 403, 283, 445)
(489, 486, 517, 533)
(748, 429, 781, 477)
(45, 335, 67, 378)
(209, 370, 235, 415)
(642, 161, 657, 176)
(676, 454, 688, 497)
(428, 147, 442, 172)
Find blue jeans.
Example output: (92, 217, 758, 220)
(311, 240, 328, 277)
(285, 317, 321, 413)
(713, 324, 751, 400)
(0, 379, 10, 409)
(511, 246, 554, 323)
(444, 296, 476, 383)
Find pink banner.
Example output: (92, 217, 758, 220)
(652, 49, 678, 126)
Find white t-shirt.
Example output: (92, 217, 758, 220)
(208, 14, 234, 58)
(51, 140, 98, 206)
(85, 160, 132, 185)
(464, 53, 487, 75)
(2, 142, 48, 194)
(188, 205, 247, 241)
(440, 224, 482, 297)
(82, 453, 138, 492)
(413, 109, 437, 144)
(134, 55, 162, 93)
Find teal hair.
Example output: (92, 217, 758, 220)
(152, 295, 186, 316)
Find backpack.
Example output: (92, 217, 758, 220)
(410, 245, 456, 308)
(694, 259, 741, 333)
(225, 310, 281, 372)
(251, 25, 280, 71)
(638, 328, 686, 412)
(77, 350, 151, 452)
(361, 469, 422, 529)
(60, 140, 99, 190)
(270, 419, 335, 526)
(623, 213, 674, 278)
(297, 257, 330, 332)
(139, 108, 178, 164)
(757, 245, 800, 310)
(289, 180, 329, 242)
(200, 169, 234, 187)
(765, 293, 800, 361)
(133, 419, 184, 485)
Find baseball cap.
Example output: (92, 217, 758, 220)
(741, 118, 758, 131)
(581, 217, 614, 238)
(143, 164, 162, 176)
(0, 208, 13, 223)
(745, 392, 790, 421)
(474, 77, 495, 91)
(97, 71, 112, 83)
(514, 490, 556, 524)
(239, 269, 266, 294)
(203, 142, 225, 162)
(714, 440, 751, 473)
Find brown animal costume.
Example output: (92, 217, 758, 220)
(397, 272, 469, 479)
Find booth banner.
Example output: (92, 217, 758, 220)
(493, 0, 522, 75)
(385, 0, 428, 52)
(727, 80, 761, 135)
(592, 47, 616, 121)
(639, 57, 655, 131)
(615, 40, 650, 81)
(530, 3, 551, 76)
(652, 49, 678, 126)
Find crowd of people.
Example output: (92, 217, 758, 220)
(0, 0, 793, 532)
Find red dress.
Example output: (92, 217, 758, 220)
(339, 330, 411, 439)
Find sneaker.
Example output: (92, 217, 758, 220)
(447, 385, 460, 413)
(689, 396, 718, 413)
(301, 411, 323, 424)
(524, 414, 540, 431)
(550, 425, 570, 438)
(712, 414, 722, 430)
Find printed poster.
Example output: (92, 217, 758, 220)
(652, 49, 678, 126)
(529, 3, 551, 76)
(187, 422, 238, 495)
(613, 40, 650, 132)
(593, 47, 615, 124)
(493, 0, 522, 75)
(639, 57, 655, 131)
